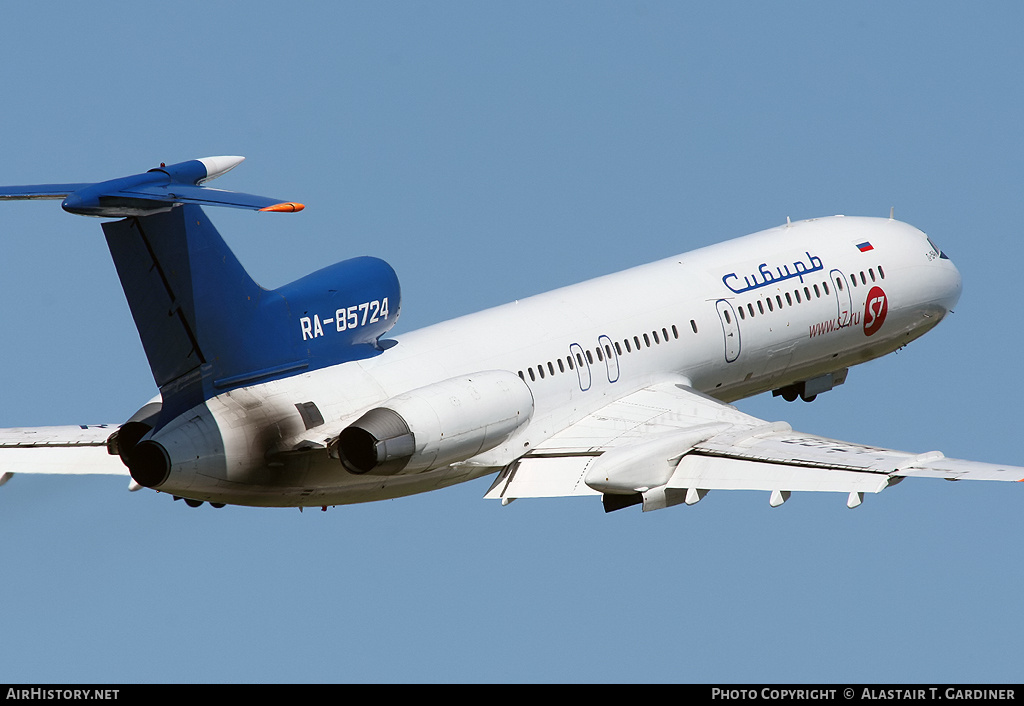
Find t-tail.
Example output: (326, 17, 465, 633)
(0, 156, 402, 468)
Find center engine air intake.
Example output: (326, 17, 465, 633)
(337, 370, 534, 476)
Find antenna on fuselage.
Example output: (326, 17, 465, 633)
(889, 206, 895, 220)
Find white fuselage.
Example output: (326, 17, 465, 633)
(149, 216, 962, 507)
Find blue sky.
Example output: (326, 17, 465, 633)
(1, 2, 1022, 683)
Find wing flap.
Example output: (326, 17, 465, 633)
(0, 445, 129, 476)
(0, 426, 128, 477)
(670, 454, 891, 494)
(484, 456, 601, 500)
(485, 451, 891, 501)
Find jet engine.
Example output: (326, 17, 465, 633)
(336, 370, 534, 476)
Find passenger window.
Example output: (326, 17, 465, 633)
(596, 348, 603, 362)
(860, 271, 866, 285)
(747, 303, 755, 317)
(757, 300, 764, 314)
(776, 295, 783, 309)
(634, 336, 641, 349)
(795, 290, 801, 303)
(690, 320, 698, 334)
(672, 325, 679, 339)
(878, 265, 885, 279)
(869, 268, 876, 282)
(557, 359, 564, 373)
(586, 350, 593, 364)
(766, 298, 773, 312)
(813, 284, 820, 297)
(823, 281, 830, 295)
(624, 339, 632, 353)
(614, 342, 622, 356)
(547, 362, 555, 375)
(850, 274, 857, 287)
(528, 368, 536, 382)
(538, 365, 545, 379)
(518, 371, 524, 380)
(643, 333, 650, 347)
(836, 277, 843, 291)
(653, 331, 660, 344)
(568, 356, 574, 370)
(739, 307, 746, 320)
(785, 292, 792, 306)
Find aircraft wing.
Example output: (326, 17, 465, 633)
(484, 382, 1024, 511)
(0, 425, 131, 487)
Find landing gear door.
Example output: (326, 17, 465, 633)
(715, 299, 741, 363)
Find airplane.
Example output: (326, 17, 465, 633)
(0, 155, 1019, 514)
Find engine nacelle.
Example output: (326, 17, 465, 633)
(123, 406, 225, 492)
(337, 370, 534, 476)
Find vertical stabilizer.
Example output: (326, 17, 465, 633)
(103, 205, 401, 419)
(103, 206, 252, 388)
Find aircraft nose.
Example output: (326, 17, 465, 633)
(934, 253, 963, 314)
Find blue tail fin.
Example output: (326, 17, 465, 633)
(103, 204, 400, 416)
(1, 156, 400, 418)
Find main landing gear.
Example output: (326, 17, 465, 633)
(173, 495, 226, 509)
(772, 369, 849, 404)
(774, 383, 816, 402)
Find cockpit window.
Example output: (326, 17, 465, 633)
(925, 235, 949, 259)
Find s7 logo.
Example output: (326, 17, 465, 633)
(863, 287, 887, 336)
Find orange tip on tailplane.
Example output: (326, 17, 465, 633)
(260, 202, 305, 213)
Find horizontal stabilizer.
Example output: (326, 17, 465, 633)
(0, 184, 92, 200)
(106, 182, 304, 213)
(0, 156, 304, 217)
